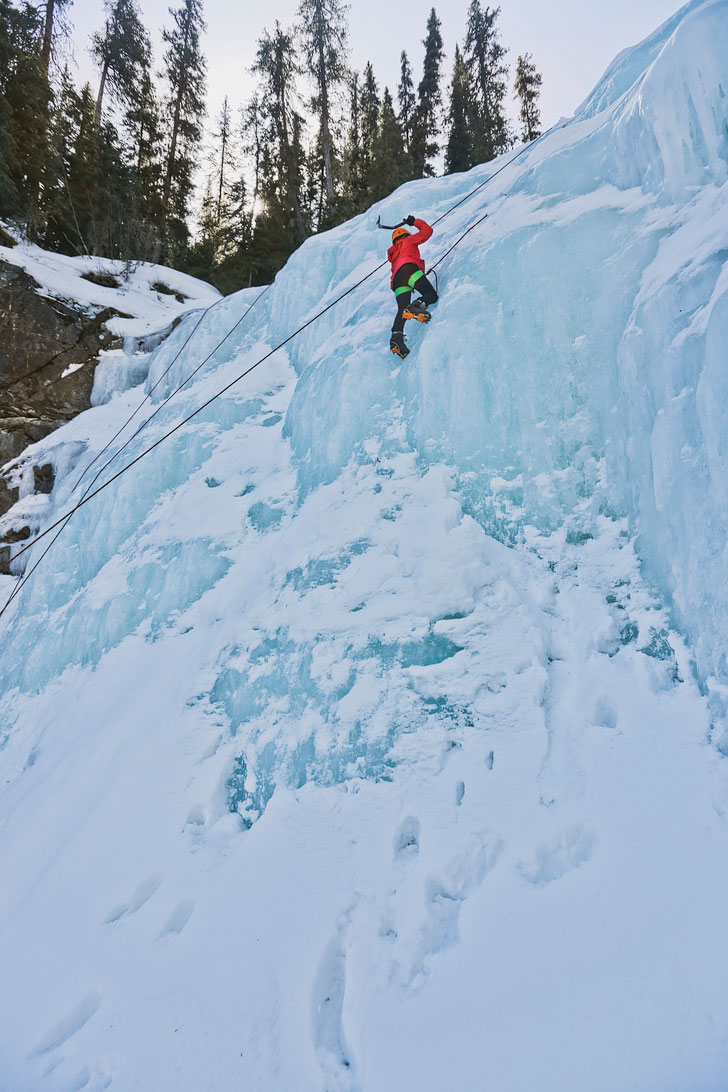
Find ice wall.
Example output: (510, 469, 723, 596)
(3, 0, 728, 698)
(3, 7, 728, 1087)
(275, 0, 728, 686)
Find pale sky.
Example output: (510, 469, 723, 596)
(64, 0, 685, 134)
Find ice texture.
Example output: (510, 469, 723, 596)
(2, 4, 728, 1090)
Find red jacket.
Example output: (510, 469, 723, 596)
(388, 219, 433, 286)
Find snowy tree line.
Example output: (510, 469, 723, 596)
(0, 0, 542, 289)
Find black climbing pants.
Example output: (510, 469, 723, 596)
(391, 263, 438, 334)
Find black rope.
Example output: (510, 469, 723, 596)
(431, 210, 491, 271)
(431, 127, 551, 226)
(75, 284, 271, 496)
(74, 284, 271, 494)
(0, 285, 272, 617)
(0, 259, 390, 618)
(0, 125, 559, 620)
(74, 305, 216, 492)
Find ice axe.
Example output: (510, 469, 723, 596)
(376, 215, 407, 231)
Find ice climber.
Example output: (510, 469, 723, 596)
(388, 215, 438, 358)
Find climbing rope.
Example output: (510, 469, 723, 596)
(0, 285, 272, 618)
(73, 283, 272, 495)
(431, 208, 491, 272)
(0, 123, 559, 621)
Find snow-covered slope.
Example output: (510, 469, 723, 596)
(2, 3, 728, 1090)
(0, 239, 220, 573)
(0, 235, 220, 339)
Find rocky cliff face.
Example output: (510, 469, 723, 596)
(0, 259, 123, 568)
(0, 239, 220, 574)
(0, 259, 120, 470)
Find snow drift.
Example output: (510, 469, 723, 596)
(2, 3, 728, 1090)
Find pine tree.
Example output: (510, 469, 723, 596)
(0, 99, 17, 216)
(41, 67, 81, 247)
(222, 172, 251, 256)
(193, 171, 218, 268)
(161, 0, 207, 255)
(297, 0, 348, 223)
(91, 0, 151, 127)
(371, 87, 408, 202)
(43, 80, 131, 257)
(211, 96, 236, 221)
(0, 0, 19, 214)
(252, 22, 308, 272)
(359, 61, 379, 199)
(464, 1, 510, 162)
(240, 94, 263, 219)
(291, 109, 310, 228)
(4, 1, 51, 221)
(306, 137, 325, 229)
(397, 51, 416, 156)
(124, 65, 165, 253)
(445, 44, 473, 174)
(128, 75, 165, 259)
(40, 0, 72, 77)
(514, 52, 542, 142)
(411, 8, 444, 178)
(341, 73, 363, 212)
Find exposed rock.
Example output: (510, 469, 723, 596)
(33, 462, 54, 494)
(152, 279, 188, 303)
(0, 521, 30, 574)
(82, 271, 121, 289)
(0, 471, 18, 515)
(2, 523, 30, 543)
(0, 258, 123, 469)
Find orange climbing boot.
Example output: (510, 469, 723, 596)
(390, 332, 410, 358)
(402, 300, 431, 323)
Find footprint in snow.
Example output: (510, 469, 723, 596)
(30, 992, 102, 1057)
(103, 872, 163, 926)
(592, 696, 618, 730)
(158, 900, 195, 941)
(56, 1065, 112, 1092)
(394, 816, 420, 860)
(312, 933, 358, 1092)
(404, 832, 501, 990)
(518, 824, 595, 886)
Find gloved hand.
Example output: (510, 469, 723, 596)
(405, 215, 416, 226)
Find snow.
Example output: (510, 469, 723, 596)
(3, 3, 728, 1089)
(0, 230, 220, 338)
(60, 361, 85, 379)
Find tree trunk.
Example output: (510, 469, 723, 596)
(216, 124, 227, 221)
(317, 33, 334, 208)
(94, 55, 110, 128)
(41, 0, 55, 76)
(278, 88, 305, 238)
(162, 93, 181, 216)
(162, 17, 191, 219)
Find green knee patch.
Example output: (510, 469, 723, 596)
(394, 285, 410, 297)
(408, 269, 424, 288)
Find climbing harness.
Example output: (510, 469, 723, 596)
(0, 123, 561, 621)
(393, 269, 425, 297)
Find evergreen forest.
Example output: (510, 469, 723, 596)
(0, 0, 543, 290)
